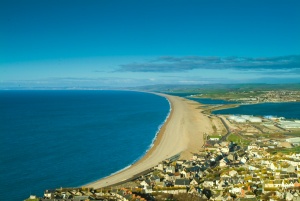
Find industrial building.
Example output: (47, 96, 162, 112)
(286, 137, 300, 143)
(228, 115, 247, 123)
(228, 115, 262, 123)
(248, 117, 262, 123)
(279, 121, 300, 129)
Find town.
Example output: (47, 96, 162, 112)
(227, 90, 300, 104)
(192, 90, 300, 104)
(25, 113, 300, 201)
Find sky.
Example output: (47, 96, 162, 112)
(1, 0, 300, 88)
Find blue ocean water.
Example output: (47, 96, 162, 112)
(212, 102, 300, 119)
(0, 90, 170, 201)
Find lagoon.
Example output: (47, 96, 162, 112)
(212, 102, 300, 119)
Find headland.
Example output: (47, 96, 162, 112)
(84, 93, 215, 189)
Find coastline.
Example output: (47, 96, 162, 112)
(84, 93, 214, 189)
(131, 93, 172, 166)
(99, 93, 173, 179)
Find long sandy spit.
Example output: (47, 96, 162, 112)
(85, 93, 214, 189)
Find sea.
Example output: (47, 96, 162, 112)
(0, 90, 170, 201)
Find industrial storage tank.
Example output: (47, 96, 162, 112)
(248, 117, 262, 123)
(235, 117, 247, 123)
(228, 115, 238, 121)
(241, 115, 251, 120)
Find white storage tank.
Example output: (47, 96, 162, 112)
(249, 117, 262, 123)
(235, 117, 246, 123)
(241, 115, 251, 120)
(229, 115, 237, 120)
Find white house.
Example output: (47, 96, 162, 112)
(220, 174, 230, 180)
(164, 173, 175, 181)
(180, 170, 188, 178)
(166, 166, 175, 173)
(229, 187, 242, 194)
(221, 147, 229, 154)
(247, 144, 258, 150)
(219, 159, 228, 167)
(240, 157, 247, 164)
(203, 180, 214, 187)
(140, 180, 150, 188)
(155, 163, 164, 171)
(269, 162, 278, 171)
(229, 170, 238, 177)
(248, 165, 259, 171)
(190, 178, 201, 185)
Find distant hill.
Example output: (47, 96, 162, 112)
(130, 83, 300, 93)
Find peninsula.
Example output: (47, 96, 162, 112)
(27, 90, 300, 201)
(84, 93, 215, 189)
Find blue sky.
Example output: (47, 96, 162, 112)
(1, 0, 300, 88)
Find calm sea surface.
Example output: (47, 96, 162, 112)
(0, 90, 169, 200)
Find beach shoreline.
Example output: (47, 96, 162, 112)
(84, 93, 214, 189)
